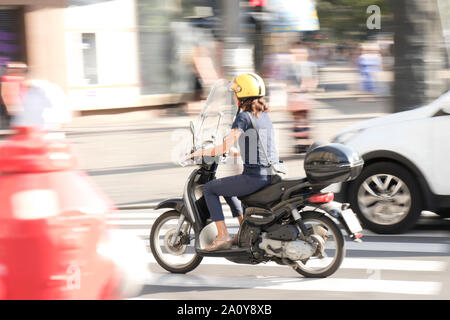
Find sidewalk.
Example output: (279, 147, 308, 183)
(0, 92, 390, 137)
(0, 63, 394, 136)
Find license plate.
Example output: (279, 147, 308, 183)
(341, 209, 363, 234)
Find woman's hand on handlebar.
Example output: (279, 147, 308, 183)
(185, 129, 241, 161)
(185, 149, 229, 163)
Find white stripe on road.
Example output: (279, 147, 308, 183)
(107, 217, 450, 238)
(108, 210, 235, 220)
(107, 219, 239, 226)
(144, 272, 442, 296)
(362, 230, 450, 238)
(145, 255, 447, 272)
(113, 211, 441, 217)
(345, 241, 449, 253)
(108, 213, 165, 219)
(108, 229, 449, 254)
(109, 211, 450, 238)
(108, 220, 157, 226)
(340, 258, 447, 271)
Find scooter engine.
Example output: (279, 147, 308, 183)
(259, 233, 316, 261)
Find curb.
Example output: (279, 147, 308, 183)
(311, 93, 391, 100)
(117, 203, 159, 210)
(312, 113, 387, 122)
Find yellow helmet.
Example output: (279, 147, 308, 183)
(232, 72, 266, 100)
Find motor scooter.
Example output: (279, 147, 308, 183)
(150, 80, 364, 278)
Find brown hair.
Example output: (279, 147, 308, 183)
(240, 97, 269, 118)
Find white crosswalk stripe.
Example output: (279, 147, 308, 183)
(143, 273, 442, 296)
(142, 255, 447, 272)
(109, 208, 449, 298)
(111, 227, 449, 254)
(107, 210, 450, 237)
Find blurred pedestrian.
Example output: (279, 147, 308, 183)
(290, 43, 319, 93)
(263, 44, 295, 82)
(357, 43, 382, 99)
(0, 62, 28, 128)
(12, 79, 72, 130)
(186, 34, 221, 114)
(261, 42, 294, 113)
(284, 43, 318, 154)
(192, 44, 220, 97)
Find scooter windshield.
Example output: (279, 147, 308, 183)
(175, 79, 238, 167)
(193, 79, 238, 150)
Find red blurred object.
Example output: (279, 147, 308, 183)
(0, 126, 122, 300)
(249, 0, 267, 6)
(309, 192, 335, 203)
(354, 233, 363, 240)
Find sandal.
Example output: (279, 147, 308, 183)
(204, 236, 232, 251)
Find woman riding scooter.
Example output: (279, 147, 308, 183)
(188, 73, 280, 251)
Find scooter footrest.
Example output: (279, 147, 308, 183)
(197, 247, 251, 258)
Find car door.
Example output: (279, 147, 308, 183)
(430, 101, 450, 195)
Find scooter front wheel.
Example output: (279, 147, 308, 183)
(150, 210, 203, 273)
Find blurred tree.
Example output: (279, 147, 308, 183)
(316, 0, 447, 111)
(392, 0, 446, 112)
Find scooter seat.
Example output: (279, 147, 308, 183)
(238, 177, 308, 208)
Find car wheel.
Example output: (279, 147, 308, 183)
(348, 161, 423, 234)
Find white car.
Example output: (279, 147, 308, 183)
(331, 91, 450, 234)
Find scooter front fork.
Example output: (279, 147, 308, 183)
(169, 214, 186, 246)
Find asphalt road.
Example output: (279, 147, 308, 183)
(60, 97, 449, 300)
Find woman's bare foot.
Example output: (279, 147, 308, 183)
(204, 236, 232, 251)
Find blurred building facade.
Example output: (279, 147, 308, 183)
(0, 0, 214, 111)
(0, 1, 67, 94)
(0, 0, 321, 111)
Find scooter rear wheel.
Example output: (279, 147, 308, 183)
(291, 212, 345, 278)
(150, 210, 203, 273)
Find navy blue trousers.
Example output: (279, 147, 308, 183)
(203, 174, 271, 222)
